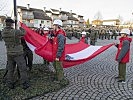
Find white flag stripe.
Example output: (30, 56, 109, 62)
(26, 41, 36, 52)
(68, 46, 102, 60)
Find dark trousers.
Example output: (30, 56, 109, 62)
(5, 54, 28, 84)
(24, 50, 33, 70)
(90, 39, 95, 45)
(118, 63, 126, 81)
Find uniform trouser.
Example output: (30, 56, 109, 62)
(43, 59, 49, 65)
(53, 61, 64, 81)
(100, 34, 104, 40)
(90, 39, 95, 45)
(107, 34, 110, 40)
(114, 35, 117, 40)
(0, 36, 2, 41)
(5, 54, 28, 84)
(118, 63, 126, 81)
(24, 50, 33, 70)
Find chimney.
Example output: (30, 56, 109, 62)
(70, 10, 72, 14)
(70, 10, 72, 16)
(44, 7, 46, 12)
(27, 4, 30, 9)
(59, 8, 61, 12)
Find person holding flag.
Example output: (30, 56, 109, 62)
(1, 18, 30, 89)
(49, 19, 66, 81)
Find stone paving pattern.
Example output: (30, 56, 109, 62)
(0, 36, 133, 100)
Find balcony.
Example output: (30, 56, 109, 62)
(79, 19, 84, 23)
(22, 14, 34, 20)
(63, 21, 68, 26)
(60, 15, 68, 21)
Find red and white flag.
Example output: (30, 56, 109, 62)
(20, 22, 113, 68)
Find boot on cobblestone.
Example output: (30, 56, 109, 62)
(6, 83, 15, 89)
(117, 80, 126, 83)
(22, 82, 30, 90)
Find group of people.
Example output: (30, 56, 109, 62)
(1, 18, 66, 89)
(1, 17, 132, 90)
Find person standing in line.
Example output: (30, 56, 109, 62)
(115, 28, 132, 83)
(1, 18, 30, 89)
(49, 19, 66, 81)
(80, 31, 88, 44)
(89, 27, 97, 45)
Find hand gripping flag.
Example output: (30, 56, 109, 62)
(20, 22, 113, 68)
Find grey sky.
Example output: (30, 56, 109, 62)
(0, 0, 133, 22)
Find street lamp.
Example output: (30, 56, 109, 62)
(13, 0, 17, 29)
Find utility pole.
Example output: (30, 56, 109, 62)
(13, 0, 17, 29)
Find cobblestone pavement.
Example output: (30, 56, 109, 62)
(1, 36, 133, 100)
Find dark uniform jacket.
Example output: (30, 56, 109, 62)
(1, 27, 25, 55)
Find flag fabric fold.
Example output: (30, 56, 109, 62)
(20, 22, 113, 68)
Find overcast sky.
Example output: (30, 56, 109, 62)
(0, 0, 133, 22)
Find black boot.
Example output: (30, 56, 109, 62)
(6, 82, 15, 89)
(22, 82, 30, 90)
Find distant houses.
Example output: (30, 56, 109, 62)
(92, 19, 120, 26)
(1, 4, 132, 29)
(17, 4, 85, 28)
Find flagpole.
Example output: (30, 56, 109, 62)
(13, 0, 17, 29)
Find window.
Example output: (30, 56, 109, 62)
(41, 20, 44, 24)
(34, 20, 38, 24)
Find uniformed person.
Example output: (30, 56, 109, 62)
(89, 27, 97, 45)
(0, 30, 2, 41)
(21, 37, 33, 71)
(1, 18, 29, 89)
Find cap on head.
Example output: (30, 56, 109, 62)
(5, 18, 15, 23)
(120, 28, 130, 35)
(53, 19, 62, 26)
(43, 27, 49, 31)
(81, 31, 86, 35)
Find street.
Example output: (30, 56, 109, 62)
(0, 37, 133, 99)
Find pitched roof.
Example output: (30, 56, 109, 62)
(60, 11, 69, 14)
(78, 15, 84, 17)
(50, 8, 59, 12)
(50, 8, 60, 15)
(68, 16, 78, 21)
(33, 11, 51, 20)
(45, 10, 51, 13)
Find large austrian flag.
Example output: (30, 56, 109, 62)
(20, 22, 113, 68)
(63, 43, 113, 68)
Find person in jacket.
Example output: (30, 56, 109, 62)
(1, 18, 30, 89)
(115, 28, 132, 83)
(50, 19, 66, 81)
(43, 27, 49, 37)
(80, 31, 88, 44)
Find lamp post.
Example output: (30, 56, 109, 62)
(13, 0, 17, 29)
